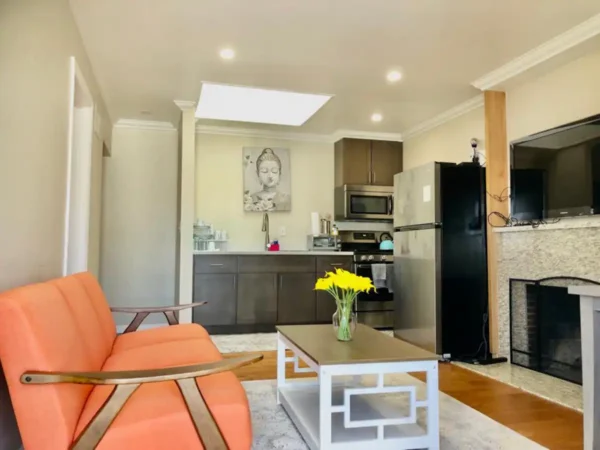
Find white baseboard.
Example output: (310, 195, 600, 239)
(115, 323, 166, 334)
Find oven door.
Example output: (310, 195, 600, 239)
(354, 263, 394, 301)
(354, 263, 394, 328)
(345, 190, 393, 221)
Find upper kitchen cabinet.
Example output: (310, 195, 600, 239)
(334, 139, 371, 185)
(370, 140, 403, 186)
(334, 138, 403, 187)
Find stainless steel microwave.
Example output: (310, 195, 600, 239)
(334, 185, 393, 221)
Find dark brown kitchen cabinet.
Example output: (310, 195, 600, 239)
(335, 138, 403, 187)
(238, 256, 315, 273)
(334, 138, 372, 186)
(277, 273, 316, 324)
(316, 291, 338, 323)
(317, 255, 353, 274)
(236, 273, 278, 324)
(371, 140, 403, 186)
(193, 254, 353, 332)
(192, 274, 237, 326)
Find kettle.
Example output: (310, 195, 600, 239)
(379, 232, 394, 250)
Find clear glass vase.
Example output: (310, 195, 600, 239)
(332, 307, 357, 341)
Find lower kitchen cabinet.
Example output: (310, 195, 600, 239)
(194, 254, 353, 331)
(192, 274, 237, 326)
(237, 273, 278, 324)
(277, 273, 316, 324)
(316, 291, 338, 323)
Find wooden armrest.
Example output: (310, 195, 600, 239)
(22, 353, 262, 385)
(23, 353, 263, 450)
(110, 302, 207, 313)
(112, 302, 208, 333)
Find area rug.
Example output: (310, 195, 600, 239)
(243, 377, 547, 450)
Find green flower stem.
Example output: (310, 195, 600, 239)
(327, 288, 356, 341)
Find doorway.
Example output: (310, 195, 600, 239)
(63, 57, 94, 276)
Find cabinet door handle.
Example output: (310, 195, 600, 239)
(209, 263, 224, 267)
(279, 276, 283, 291)
(330, 263, 344, 266)
(373, 171, 376, 184)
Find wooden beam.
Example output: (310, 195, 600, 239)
(484, 90, 509, 355)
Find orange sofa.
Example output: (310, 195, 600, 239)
(0, 272, 261, 450)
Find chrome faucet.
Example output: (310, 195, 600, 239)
(261, 213, 270, 249)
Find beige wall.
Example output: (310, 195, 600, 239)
(507, 48, 600, 142)
(100, 126, 178, 327)
(403, 48, 600, 171)
(0, 1, 111, 448)
(403, 107, 485, 170)
(196, 134, 334, 250)
(0, 0, 111, 291)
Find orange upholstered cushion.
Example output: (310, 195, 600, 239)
(73, 272, 117, 345)
(50, 275, 115, 368)
(76, 339, 252, 450)
(112, 323, 210, 354)
(0, 277, 107, 450)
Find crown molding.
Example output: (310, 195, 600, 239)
(472, 13, 600, 90)
(330, 129, 402, 143)
(114, 119, 176, 131)
(195, 124, 334, 142)
(196, 124, 403, 143)
(174, 100, 196, 111)
(401, 95, 484, 140)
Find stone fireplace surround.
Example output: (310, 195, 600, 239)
(495, 217, 600, 359)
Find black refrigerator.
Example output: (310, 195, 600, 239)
(393, 162, 489, 358)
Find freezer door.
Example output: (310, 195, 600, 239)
(393, 228, 442, 354)
(393, 162, 440, 227)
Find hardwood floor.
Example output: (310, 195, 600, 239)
(226, 351, 583, 450)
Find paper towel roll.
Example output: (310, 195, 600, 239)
(311, 212, 320, 236)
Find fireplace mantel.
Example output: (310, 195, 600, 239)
(494, 216, 600, 234)
(568, 285, 600, 450)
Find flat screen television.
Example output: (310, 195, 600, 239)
(510, 113, 600, 220)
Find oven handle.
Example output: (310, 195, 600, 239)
(355, 263, 392, 269)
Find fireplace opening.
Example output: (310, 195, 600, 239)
(510, 277, 600, 385)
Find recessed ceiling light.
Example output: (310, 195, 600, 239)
(386, 70, 402, 83)
(219, 48, 235, 60)
(371, 113, 383, 123)
(196, 82, 333, 126)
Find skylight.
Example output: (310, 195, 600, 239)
(195, 83, 332, 126)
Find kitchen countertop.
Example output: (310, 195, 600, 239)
(193, 251, 354, 256)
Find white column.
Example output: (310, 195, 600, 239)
(174, 101, 196, 323)
(569, 285, 600, 450)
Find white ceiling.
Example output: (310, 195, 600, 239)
(69, 0, 600, 135)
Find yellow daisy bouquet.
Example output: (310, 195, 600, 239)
(315, 268, 375, 341)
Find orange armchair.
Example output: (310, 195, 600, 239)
(0, 272, 261, 450)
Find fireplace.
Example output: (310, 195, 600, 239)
(510, 277, 600, 385)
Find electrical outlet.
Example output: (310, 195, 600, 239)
(279, 226, 286, 236)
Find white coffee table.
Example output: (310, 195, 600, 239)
(276, 324, 440, 450)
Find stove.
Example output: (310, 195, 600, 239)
(339, 231, 394, 329)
